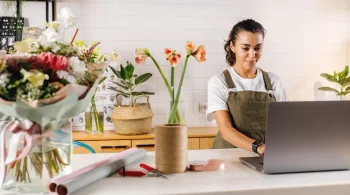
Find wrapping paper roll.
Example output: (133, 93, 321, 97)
(48, 148, 146, 195)
(155, 124, 188, 173)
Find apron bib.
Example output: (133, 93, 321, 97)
(212, 69, 276, 149)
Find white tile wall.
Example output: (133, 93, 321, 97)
(1, 0, 350, 128)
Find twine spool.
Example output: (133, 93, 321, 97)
(155, 124, 188, 173)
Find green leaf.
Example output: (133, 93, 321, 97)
(120, 65, 126, 80)
(343, 77, 350, 87)
(320, 73, 337, 83)
(109, 66, 122, 79)
(131, 91, 155, 96)
(98, 76, 106, 85)
(345, 86, 350, 92)
(318, 87, 340, 94)
(108, 87, 130, 97)
(121, 80, 134, 88)
(135, 73, 152, 85)
(118, 93, 130, 98)
(334, 71, 337, 80)
(343, 91, 350, 96)
(110, 81, 129, 90)
(125, 61, 134, 79)
(340, 66, 349, 80)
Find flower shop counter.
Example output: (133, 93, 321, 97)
(2, 148, 348, 195)
(71, 149, 350, 195)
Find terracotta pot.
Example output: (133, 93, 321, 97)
(155, 124, 188, 173)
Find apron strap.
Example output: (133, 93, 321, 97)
(260, 69, 273, 90)
(223, 69, 236, 89)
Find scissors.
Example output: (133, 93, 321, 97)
(119, 163, 168, 179)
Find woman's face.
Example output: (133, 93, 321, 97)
(230, 31, 264, 70)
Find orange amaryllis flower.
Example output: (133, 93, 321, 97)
(168, 54, 181, 67)
(134, 48, 148, 65)
(164, 48, 172, 58)
(185, 41, 196, 53)
(192, 45, 206, 62)
(136, 48, 146, 55)
(165, 48, 181, 67)
(135, 55, 146, 65)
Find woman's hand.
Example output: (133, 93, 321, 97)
(257, 144, 265, 155)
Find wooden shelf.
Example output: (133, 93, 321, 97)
(73, 127, 218, 141)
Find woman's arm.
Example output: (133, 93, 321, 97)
(214, 110, 265, 154)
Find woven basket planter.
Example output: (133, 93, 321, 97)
(111, 96, 154, 135)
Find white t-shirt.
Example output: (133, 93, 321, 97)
(206, 67, 288, 122)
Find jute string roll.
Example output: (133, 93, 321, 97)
(155, 124, 188, 173)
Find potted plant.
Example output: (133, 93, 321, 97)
(108, 61, 155, 135)
(318, 66, 350, 100)
(134, 41, 207, 173)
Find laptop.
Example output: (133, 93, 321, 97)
(239, 101, 350, 174)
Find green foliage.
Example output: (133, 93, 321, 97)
(108, 61, 155, 106)
(318, 66, 350, 97)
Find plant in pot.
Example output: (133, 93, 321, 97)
(108, 61, 155, 135)
(318, 66, 350, 100)
(134, 41, 207, 173)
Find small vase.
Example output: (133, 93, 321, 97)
(85, 104, 104, 134)
(2, 119, 72, 193)
(155, 124, 188, 173)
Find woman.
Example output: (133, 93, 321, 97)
(207, 19, 288, 154)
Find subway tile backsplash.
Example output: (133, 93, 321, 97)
(1, 0, 350, 129)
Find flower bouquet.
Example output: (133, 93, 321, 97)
(0, 7, 113, 193)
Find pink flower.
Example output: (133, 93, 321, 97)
(192, 45, 206, 62)
(39, 52, 69, 72)
(135, 55, 146, 65)
(185, 41, 196, 53)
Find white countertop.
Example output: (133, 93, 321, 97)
(2, 148, 350, 195)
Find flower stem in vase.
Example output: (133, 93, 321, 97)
(168, 55, 190, 123)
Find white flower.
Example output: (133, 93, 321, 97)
(45, 21, 60, 31)
(0, 73, 11, 87)
(58, 7, 76, 29)
(29, 41, 40, 53)
(56, 70, 77, 84)
(38, 35, 52, 50)
(68, 57, 87, 80)
(51, 43, 61, 53)
(42, 28, 61, 43)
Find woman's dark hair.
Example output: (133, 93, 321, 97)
(224, 19, 266, 66)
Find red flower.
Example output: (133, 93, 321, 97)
(39, 52, 69, 72)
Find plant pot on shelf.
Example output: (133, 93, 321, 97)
(155, 123, 188, 173)
(111, 96, 154, 135)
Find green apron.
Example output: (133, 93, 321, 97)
(212, 68, 276, 149)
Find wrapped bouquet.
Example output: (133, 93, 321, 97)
(0, 7, 115, 193)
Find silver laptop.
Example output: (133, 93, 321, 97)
(239, 101, 350, 174)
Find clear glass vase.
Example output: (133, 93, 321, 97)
(85, 104, 104, 134)
(2, 119, 72, 193)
